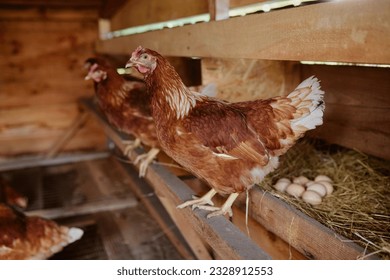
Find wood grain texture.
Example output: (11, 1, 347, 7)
(0, 7, 98, 20)
(110, 0, 267, 31)
(98, 0, 390, 64)
(0, 9, 106, 157)
(110, 0, 209, 31)
(183, 177, 307, 260)
(0, 104, 105, 156)
(202, 58, 300, 102)
(302, 64, 390, 160)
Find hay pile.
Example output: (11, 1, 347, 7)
(258, 139, 390, 259)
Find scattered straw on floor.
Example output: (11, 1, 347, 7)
(258, 139, 390, 259)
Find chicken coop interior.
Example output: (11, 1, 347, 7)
(0, 0, 389, 260)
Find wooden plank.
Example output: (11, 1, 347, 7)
(0, 104, 106, 156)
(98, 0, 390, 64)
(81, 98, 270, 260)
(302, 64, 390, 108)
(0, 0, 101, 8)
(26, 195, 137, 219)
(110, 0, 209, 31)
(183, 177, 307, 260)
(235, 188, 375, 260)
(0, 7, 98, 20)
(0, 152, 109, 172)
(311, 120, 389, 161)
(302, 64, 390, 160)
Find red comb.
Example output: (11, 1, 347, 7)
(131, 46, 144, 59)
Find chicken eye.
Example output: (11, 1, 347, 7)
(142, 54, 149, 60)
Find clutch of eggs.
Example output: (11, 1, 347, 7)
(273, 175, 334, 205)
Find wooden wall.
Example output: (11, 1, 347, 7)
(302, 64, 390, 160)
(0, 8, 106, 159)
(201, 58, 300, 101)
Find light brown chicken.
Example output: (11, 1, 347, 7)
(126, 46, 325, 218)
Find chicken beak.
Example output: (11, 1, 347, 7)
(84, 74, 91, 80)
(125, 61, 135, 68)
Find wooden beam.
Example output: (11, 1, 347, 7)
(0, 152, 110, 172)
(183, 177, 307, 260)
(98, 0, 390, 64)
(110, 0, 209, 31)
(81, 98, 270, 260)
(45, 111, 90, 159)
(26, 195, 137, 219)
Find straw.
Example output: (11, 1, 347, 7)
(258, 139, 390, 259)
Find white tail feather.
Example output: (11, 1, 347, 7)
(290, 76, 325, 132)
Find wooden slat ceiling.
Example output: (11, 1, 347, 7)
(0, 0, 128, 18)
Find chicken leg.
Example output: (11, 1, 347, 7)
(134, 147, 160, 177)
(177, 189, 217, 210)
(122, 138, 141, 157)
(201, 193, 239, 218)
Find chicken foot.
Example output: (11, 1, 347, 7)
(177, 189, 217, 210)
(122, 138, 141, 157)
(198, 193, 239, 218)
(134, 147, 160, 177)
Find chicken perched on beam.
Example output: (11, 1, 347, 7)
(85, 57, 160, 177)
(126, 46, 325, 218)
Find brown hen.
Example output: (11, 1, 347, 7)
(126, 47, 325, 218)
(85, 57, 160, 177)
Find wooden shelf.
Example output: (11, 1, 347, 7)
(80, 98, 374, 260)
(97, 0, 390, 64)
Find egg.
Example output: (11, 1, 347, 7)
(307, 183, 327, 197)
(293, 176, 309, 185)
(305, 181, 316, 187)
(314, 175, 332, 183)
(317, 181, 334, 196)
(286, 183, 305, 198)
(302, 190, 322, 205)
(277, 178, 291, 184)
(273, 178, 291, 193)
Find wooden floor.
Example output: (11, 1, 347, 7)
(1, 156, 183, 260)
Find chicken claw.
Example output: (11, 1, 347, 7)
(122, 138, 141, 157)
(134, 147, 160, 177)
(177, 189, 217, 210)
(197, 193, 239, 218)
